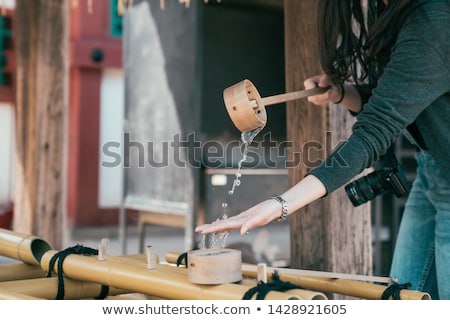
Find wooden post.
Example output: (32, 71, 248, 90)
(13, 0, 68, 249)
(284, 0, 372, 298)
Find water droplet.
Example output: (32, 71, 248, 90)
(211, 233, 217, 248)
(200, 234, 206, 250)
(220, 231, 229, 248)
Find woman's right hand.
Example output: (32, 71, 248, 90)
(304, 74, 343, 107)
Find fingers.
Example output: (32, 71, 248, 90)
(304, 74, 331, 89)
(317, 76, 332, 88)
(195, 213, 257, 235)
(195, 217, 259, 236)
(303, 77, 320, 90)
(194, 223, 227, 234)
(195, 216, 243, 234)
(195, 200, 280, 236)
(240, 221, 254, 235)
(304, 74, 333, 107)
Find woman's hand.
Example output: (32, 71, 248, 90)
(195, 198, 282, 235)
(304, 74, 343, 107)
(304, 74, 362, 113)
(195, 175, 327, 236)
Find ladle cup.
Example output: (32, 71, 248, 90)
(223, 79, 330, 133)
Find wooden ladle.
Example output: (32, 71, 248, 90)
(223, 79, 329, 133)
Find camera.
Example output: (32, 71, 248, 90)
(345, 147, 410, 207)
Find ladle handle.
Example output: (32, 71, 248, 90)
(261, 85, 331, 106)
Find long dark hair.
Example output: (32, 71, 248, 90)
(318, 0, 414, 85)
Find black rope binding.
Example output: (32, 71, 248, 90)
(95, 284, 110, 300)
(46, 244, 109, 300)
(176, 241, 202, 268)
(381, 282, 412, 300)
(242, 271, 304, 300)
(176, 252, 188, 268)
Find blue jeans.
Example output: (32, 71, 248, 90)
(390, 151, 450, 299)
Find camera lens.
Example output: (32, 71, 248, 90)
(345, 171, 384, 206)
(345, 183, 364, 206)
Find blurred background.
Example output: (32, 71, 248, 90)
(0, 0, 418, 277)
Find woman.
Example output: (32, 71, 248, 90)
(196, 0, 450, 299)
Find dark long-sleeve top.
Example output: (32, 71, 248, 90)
(309, 0, 450, 194)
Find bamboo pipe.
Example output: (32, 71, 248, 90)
(106, 293, 155, 300)
(0, 277, 129, 300)
(165, 252, 430, 300)
(152, 262, 325, 300)
(241, 264, 430, 300)
(0, 263, 47, 281)
(0, 288, 44, 300)
(110, 255, 306, 300)
(0, 228, 53, 265)
(167, 252, 392, 283)
(39, 250, 300, 300)
(163, 255, 325, 300)
(88, 254, 324, 300)
(155, 264, 301, 300)
(108, 254, 155, 265)
(246, 264, 394, 284)
(223, 79, 329, 132)
(239, 279, 327, 300)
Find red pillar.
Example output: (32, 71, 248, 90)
(67, 0, 123, 226)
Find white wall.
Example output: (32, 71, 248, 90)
(1, 0, 15, 9)
(0, 102, 14, 207)
(98, 68, 124, 208)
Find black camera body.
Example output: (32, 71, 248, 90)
(345, 147, 410, 207)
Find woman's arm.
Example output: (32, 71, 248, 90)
(195, 175, 327, 235)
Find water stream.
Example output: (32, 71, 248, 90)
(201, 127, 263, 249)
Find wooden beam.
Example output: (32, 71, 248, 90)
(284, 0, 372, 299)
(138, 211, 186, 229)
(13, 0, 68, 249)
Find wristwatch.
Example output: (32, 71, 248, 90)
(270, 196, 288, 221)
